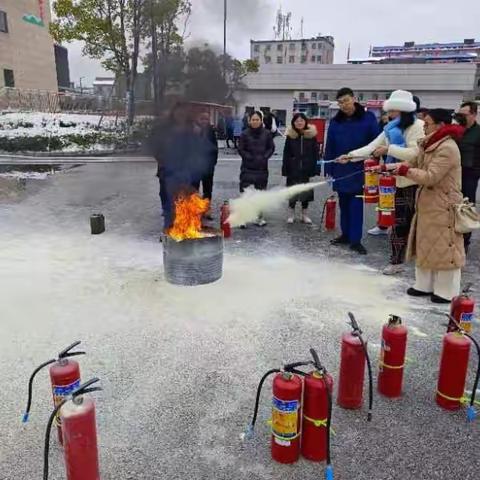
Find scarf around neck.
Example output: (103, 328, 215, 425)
(384, 117, 406, 164)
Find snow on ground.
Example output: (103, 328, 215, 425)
(0, 112, 124, 138)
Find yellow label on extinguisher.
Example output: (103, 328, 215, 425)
(365, 171, 378, 188)
(272, 397, 299, 439)
(379, 186, 395, 210)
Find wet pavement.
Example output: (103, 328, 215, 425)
(1, 157, 479, 480)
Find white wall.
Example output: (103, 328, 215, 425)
(236, 89, 294, 123)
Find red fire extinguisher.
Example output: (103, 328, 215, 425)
(301, 349, 334, 469)
(437, 315, 480, 421)
(377, 173, 396, 228)
(220, 200, 232, 238)
(378, 315, 408, 398)
(321, 195, 337, 231)
(448, 284, 475, 333)
(43, 378, 101, 480)
(337, 313, 373, 421)
(364, 158, 380, 203)
(23, 341, 85, 444)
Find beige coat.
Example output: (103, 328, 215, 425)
(406, 134, 465, 270)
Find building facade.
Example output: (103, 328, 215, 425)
(0, 0, 58, 91)
(371, 39, 480, 64)
(250, 36, 334, 67)
(236, 63, 480, 125)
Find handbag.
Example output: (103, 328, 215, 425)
(454, 198, 480, 233)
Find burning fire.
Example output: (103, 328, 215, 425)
(167, 192, 210, 241)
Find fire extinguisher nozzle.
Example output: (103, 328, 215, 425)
(467, 406, 476, 422)
(325, 464, 334, 480)
(22, 412, 29, 423)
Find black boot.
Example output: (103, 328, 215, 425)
(350, 243, 367, 255)
(431, 294, 451, 304)
(407, 287, 432, 297)
(330, 235, 349, 245)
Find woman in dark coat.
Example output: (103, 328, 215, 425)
(282, 113, 319, 224)
(238, 111, 275, 226)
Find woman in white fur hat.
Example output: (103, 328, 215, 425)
(338, 90, 425, 275)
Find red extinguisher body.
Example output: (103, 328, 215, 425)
(301, 372, 334, 462)
(50, 359, 81, 444)
(364, 158, 379, 204)
(220, 201, 232, 238)
(337, 333, 366, 409)
(377, 174, 396, 228)
(378, 321, 408, 398)
(448, 294, 475, 333)
(325, 196, 336, 231)
(436, 332, 471, 410)
(271, 372, 302, 464)
(61, 396, 100, 480)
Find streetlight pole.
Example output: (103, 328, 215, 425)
(79, 76, 84, 95)
(223, 0, 227, 80)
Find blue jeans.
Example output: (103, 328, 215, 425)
(338, 192, 364, 244)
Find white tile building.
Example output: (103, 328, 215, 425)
(235, 63, 480, 125)
(250, 37, 334, 67)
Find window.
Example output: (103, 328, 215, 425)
(317, 55, 322, 63)
(277, 44, 283, 51)
(299, 92, 306, 101)
(311, 55, 316, 62)
(301, 42, 307, 51)
(265, 44, 271, 51)
(277, 56, 283, 64)
(254, 44, 260, 52)
(289, 43, 296, 51)
(311, 92, 318, 101)
(373, 93, 379, 100)
(0, 11, 8, 33)
(312, 43, 317, 49)
(358, 93, 364, 101)
(4, 69, 14, 87)
(265, 56, 271, 64)
(323, 94, 329, 101)
(301, 56, 307, 64)
(289, 56, 295, 64)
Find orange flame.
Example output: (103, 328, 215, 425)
(167, 192, 210, 241)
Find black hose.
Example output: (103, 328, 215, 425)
(23, 358, 56, 423)
(323, 371, 333, 467)
(464, 333, 480, 409)
(348, 312, 373, 421)
(250, 369, 281, 430)
(43, 398, 67, 480)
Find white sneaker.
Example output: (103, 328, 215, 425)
(287, 208, 295, 224)
(368, 226, 389, 236)
(382, 264, 404, 276)
(301, 212, 313, 224)
(255, 218, 267, 227)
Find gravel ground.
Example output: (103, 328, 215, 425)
(1, 156, 479, 480)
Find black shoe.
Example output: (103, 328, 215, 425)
(331, 235, 349, 245)
(431, 294, 451, 304)
(350, 243, 367, 255)
(407, 287, 432, 297)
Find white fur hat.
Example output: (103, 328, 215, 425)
(383, 90, 417, 113)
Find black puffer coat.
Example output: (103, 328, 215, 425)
(238, 127, 275, 184)
(282, 125, 319, 178)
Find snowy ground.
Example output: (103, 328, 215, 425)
(1, 158, 479, 480)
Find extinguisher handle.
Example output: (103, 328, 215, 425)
(58, 341, 83, 359)
(72, 377, 101, 398)
(462, 283, 473, 295)
(348, 312, 362, 334)
(284, 360, 311, 371)
(61, 351, 86, 359)
(309, 348, 324, 372)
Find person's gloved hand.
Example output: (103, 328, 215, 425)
(395, 163, 410, 176)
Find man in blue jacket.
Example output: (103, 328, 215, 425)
(324, 88, 380, 255)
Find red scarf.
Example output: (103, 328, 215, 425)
(425, 124, 465, 149)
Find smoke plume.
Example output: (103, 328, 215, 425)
(227, 181, 327, 227)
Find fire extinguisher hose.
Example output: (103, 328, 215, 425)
(22, 341, 86, 423)
(464, 332, 480, 421)
(348, 312, 373, 422)
(43, 378, 101, 480)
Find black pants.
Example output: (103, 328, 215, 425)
(462, 168, 480, 251)
(193, 173, 214, 200)
(390, 185, 417, 265)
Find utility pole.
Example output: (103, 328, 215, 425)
(223, 0, 227, 80)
